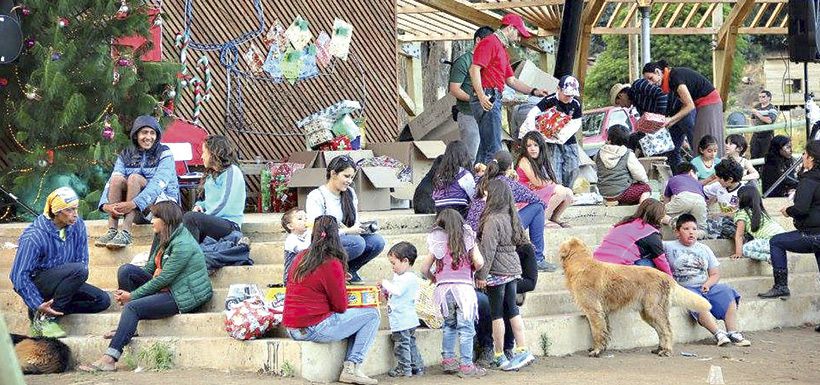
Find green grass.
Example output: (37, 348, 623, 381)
(137, 342, 175, 371)
(540, 333, 552, 356)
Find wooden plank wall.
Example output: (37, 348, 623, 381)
(162, 0, 399, 163)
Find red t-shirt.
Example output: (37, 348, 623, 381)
(471, 34, 514, 91)
(282, 251, 348, 328)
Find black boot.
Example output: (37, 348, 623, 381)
(758, 268, 791, 299)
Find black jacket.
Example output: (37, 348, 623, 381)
(786, 168, 820, 234)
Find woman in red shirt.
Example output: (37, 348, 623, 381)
(283, 215, 380, 385)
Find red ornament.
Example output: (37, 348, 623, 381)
(21, 6, 31, 16)
(24, 37, 35, 49)
(57, 17, 70, 28)
(0, 77, 7, 89)
(116, 57, 131, 67)
(46, 149, 55, 164)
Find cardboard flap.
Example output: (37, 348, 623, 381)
(288, 151, 321, 168)
(322, 150, 373, 165)
(412, 141, 446, 158)
(391, 183, 415, 200)
(409, 94, 457, 141)
(359, 167, 401, 188)
(288, 168, 327, 188)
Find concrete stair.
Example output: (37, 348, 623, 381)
(1, 198, 818, 382)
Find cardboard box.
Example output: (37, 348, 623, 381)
(514, 60, 558, 93)
(368, 141, 445, 200)
(287, 150, 402, 211)
(408, 94, 460, 142)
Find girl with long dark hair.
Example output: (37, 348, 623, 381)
(305, 155, 385, 282)
(516, 131, 573, 227)
(182, 135, 247, 243)
(79, 201, 212, 372)
(283, 215, 380, 385)
(593, 198, 672, 275)
(731, 185, 785, 262)
(432, 141, 476, 217)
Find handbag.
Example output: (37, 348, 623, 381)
(638, 127, 674, 156)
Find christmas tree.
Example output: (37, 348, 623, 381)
(0, 0, 178, 221)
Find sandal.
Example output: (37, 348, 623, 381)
(556, 221, 572, 228)
(545, 221, 562, 229)
(103, 330, 136, 339)
(77, 361, 116, 372)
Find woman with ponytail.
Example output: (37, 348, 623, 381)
(305, 156, 385, 283)
(283, 215, 380, 384)
(643, 59, 724, 156)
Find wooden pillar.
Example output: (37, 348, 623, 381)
(538, 36, 556, 74)
(0, 317, 25, 385)
(714, 0, 755, 107)
(402, 43, 424, 114)
(628, 18, 640, 81)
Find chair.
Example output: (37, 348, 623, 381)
(165, 142, 203, 209)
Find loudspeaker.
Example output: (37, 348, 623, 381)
(0, 15, 22, 64)
(788, 0, 820, 62)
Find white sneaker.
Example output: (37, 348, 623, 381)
(715, 331, 731, 346)
(727, 331, 751, 347)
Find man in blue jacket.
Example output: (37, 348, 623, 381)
(97, 115, 179, 249)
(10, 187, 110, 337)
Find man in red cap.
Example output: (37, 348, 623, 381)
(469, 13, 547, 164)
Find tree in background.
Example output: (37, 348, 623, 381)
(0, 0, 177, 221)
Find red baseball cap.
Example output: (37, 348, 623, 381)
(501, 13, 531, 38)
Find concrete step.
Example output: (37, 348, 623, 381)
(5, 272, 818, 340)
(26, 293, 820, 382)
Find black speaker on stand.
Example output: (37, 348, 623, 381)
(0, 0, 23, 64)
(788, 0, 820, 142)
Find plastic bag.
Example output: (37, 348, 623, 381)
(224, 297, 280, 340)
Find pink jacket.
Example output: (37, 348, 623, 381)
(593, 219, 672, 276)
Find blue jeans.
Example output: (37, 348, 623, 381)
(31, 262, 110, 318)
(475, 290, 493, 350)
(667, 110, 696, 171)
(770, 230, 820, 271)
(107, 264, 179, 360)
(391, 327, 423, 374)
(442, 292, 476, 365)
(287, 308, 380, 364)
(341, 233, 385, 273)
(547, 143, 580, 188)
(518, 203, 545, 261)
(470, 88, 503, 164)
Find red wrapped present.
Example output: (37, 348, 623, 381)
(269, 162, 305, 213)
(317, 135, 352, 151)
(636, 112, 666, 134)
(535, 107, 572, 139)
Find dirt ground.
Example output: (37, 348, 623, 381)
(24, 326, 820, 385)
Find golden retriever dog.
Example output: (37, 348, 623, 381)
(11, 333, 71, 374)
(558, 238, 711, 357)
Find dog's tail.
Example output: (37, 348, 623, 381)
(670, 284, 712, 313)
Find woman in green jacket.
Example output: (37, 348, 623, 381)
(79, 201, 213, 372)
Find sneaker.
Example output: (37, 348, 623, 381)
(507, 349, 535, 370)
(387, 366, 412, 377)
(36, 316, 67, 338)
(727, 332, 751, 347)
(94, 228, 118, 247)
(715, 331, 731, 347)
(349, 271, 363, 284)
(491, 353, 511, 370)
(339, 361, 377, 385)
(537, 259, 558, 272)
(457, 363, 487, 378)
(106, 230, 132, 249)
(29, 321, 42, 337)
(238, 236, 251, 248)
(503, 349, 514, 360)
(441, 357, 459, 374)
(475, 346, 494, 368)
(516, 293, 527, 307)
(411, 367, 425, 376)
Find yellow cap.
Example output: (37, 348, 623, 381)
(43, 187, 79, 215)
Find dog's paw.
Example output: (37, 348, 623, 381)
(651, 347, 672, 357)
(588, 349, 602, 358)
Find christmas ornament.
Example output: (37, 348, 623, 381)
(21, 6, 31, 16)
(51, 52, 62, 61)
(0, 77, 7, 90)
(46, 149, 54, 164)
(116, 57, 131, 67)
(23, 84, 41, 100)
(154, 15, 163, 26)
(24, 38, 35, 49)
(102, 120, 114, 141)
(112, 69, 121, 85)
(37, 159, 48, 168)
(115, 5, 130, 20)
(166, 89, 176, 99)
(57, 17, 70, 28)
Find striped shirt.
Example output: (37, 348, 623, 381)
(628, 79, 668, 115)
(10, 215, 89, 310)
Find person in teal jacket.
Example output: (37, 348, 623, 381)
(78, 200, 212, 372)
(97, 115, 179, 249)
(182, 135, 246, 244)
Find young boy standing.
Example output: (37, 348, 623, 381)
(281, 208, 310, 284)
(663, 214, 751, 347)
(380, 242, 424, 377)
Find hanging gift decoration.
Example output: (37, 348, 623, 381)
(101, 117, 115, 141)
(280, 48, 303, 85)
(57, 17, 70, 28)
(262, 20, 287, 53)
(262, 42, 283, 80)
(329, 18, 353, 60)
(284, 16, 312, 51)
(115, 0, 130, 20)
(299, 44, 319, 80)
(315, 31, 332, 69)
(242, 44, 266, 77)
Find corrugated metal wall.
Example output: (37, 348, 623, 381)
(162, 0, 399, 163)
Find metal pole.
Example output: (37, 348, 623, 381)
(0, 316, 25, 385)
(806, 61, 812, 140)
(640, 6, 651, 64)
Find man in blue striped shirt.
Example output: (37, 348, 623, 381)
(610, 79, 668, 115)
(10, 187, 110, 338)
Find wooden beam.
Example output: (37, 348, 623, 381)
(404, 44, 424, 114)
(593, 27, 718, 34)
(575, 0, 608, 92)
(715, 0, 756, 105)
(716, 0, 755, 49)
(414, 0, 545, 52)
(398, 85, 417, 116)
